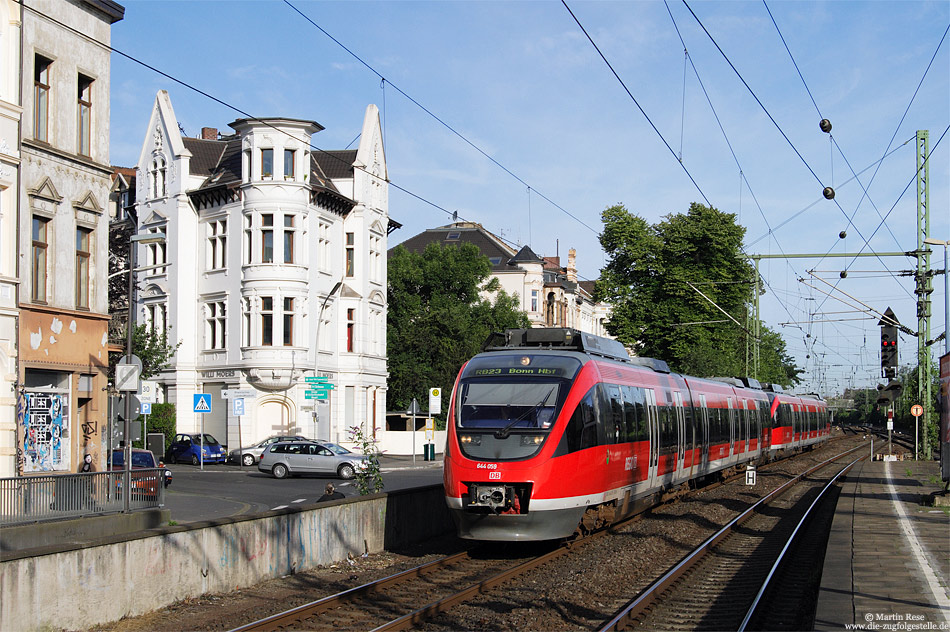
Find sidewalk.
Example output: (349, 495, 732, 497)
(814, 458, 950, 630)
(377, 453, 444, 472)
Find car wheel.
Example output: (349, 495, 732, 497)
(338, 463, 355, 480)
(242, 454, 255, 467)
(272, 463, 288, 479)
(191, 454, 199, 466)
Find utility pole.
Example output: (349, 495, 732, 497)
(915, 130, 934, 459)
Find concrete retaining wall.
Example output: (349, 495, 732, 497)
(1, 509, 169, 552)
(0, 484, 453, 631)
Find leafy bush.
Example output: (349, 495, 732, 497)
(349, 425, 384, 495)
(132, 403, 176, 457)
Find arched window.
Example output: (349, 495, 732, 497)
(150, 156, 166, 198)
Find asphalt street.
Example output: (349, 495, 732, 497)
(162, 454, 444, 524)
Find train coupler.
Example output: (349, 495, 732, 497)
(464, 482, 531, 514)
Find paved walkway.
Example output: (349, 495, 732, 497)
(815, 458, 950, 630)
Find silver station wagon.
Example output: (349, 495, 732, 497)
(258, 440, 369, 480)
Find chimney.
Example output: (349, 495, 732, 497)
(567, 248, 577, 283)
(201, 127, 218, 140)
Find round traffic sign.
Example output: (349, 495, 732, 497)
(911, 404, 923, 417)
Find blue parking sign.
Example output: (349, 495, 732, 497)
(141, 402, 152, 415)
(232, 397, 246, 417)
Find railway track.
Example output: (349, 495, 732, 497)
(229, 438, 862, 632)
(598, 445, 865, 631)
(229, 542, 575, 631)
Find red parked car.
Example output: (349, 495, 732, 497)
(110, 449, 173, 498)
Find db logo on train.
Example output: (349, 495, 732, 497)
(911, 404, 923, 417)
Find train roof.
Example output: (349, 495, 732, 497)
(481, 328, 676, 373)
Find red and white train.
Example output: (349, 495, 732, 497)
(443, 328, 830, 541)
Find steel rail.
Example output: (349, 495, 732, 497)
(369, 543, 576, 632)
(228, 550, 473, 632)
(738, 457, 860, 631)
(597, 442, 868, 632)
(232, 437, 855, 632)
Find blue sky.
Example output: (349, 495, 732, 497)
(109, 1, 950, 395)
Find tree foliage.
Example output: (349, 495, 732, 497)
(596, 203, 801, 386)
(387, 242, 530, 412)
(108, 324, 181, 381)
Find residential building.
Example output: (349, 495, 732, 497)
(393, 222, 611, 337)
(14, 0, 123, 476)
(129, 91, 391, 450)
(0, 0, 21, 477)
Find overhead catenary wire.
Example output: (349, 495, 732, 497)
(682, 0, 903, 283)
(19, 0, 555, 269)
(283, 0, 600, 237)
(561, 0, 712, 207)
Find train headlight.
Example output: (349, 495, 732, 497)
(459, 434, 481, 446)
(520, 435, 544, 446)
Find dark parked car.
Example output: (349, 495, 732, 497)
(166, 433, 226, 465)
(228, 434, 308, 466)
(258, 440, 369, 479)
(110, 448, 173, 498)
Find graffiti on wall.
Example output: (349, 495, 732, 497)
(21, 392, 71, 472)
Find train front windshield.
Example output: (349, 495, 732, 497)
(456, 354, 581, 433)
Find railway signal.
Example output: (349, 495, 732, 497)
(879, 308, 899, 379)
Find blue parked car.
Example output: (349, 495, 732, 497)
(167, 433, 227, 465)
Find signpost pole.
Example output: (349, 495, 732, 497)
(408, 398, 420, 464)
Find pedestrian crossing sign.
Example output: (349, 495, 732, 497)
(193, 393, 212, 413)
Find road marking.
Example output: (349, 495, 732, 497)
(292, 498, 307, 503)
(271, 505, 288, 511)
(884, 461, 950, 621)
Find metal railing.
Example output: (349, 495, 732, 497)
(0, 470, 166, 527)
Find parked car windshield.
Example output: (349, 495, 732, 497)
(131, 453, 156, 468)
(111, 451, 157, 468)
(322, 442, 352, 455)
(193, 434, 219, 445)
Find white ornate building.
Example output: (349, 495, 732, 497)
(131, 91, 390, 449)
(394, 222, 611, 337)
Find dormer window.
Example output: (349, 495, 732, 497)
(446, 232, 461, 240)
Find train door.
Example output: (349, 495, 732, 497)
(742, 400, 751, 454)
(752, 401, 762, 454)
(726, 397, 739, 455)
(645, 389, 660, 489)
(699, 394, 710, 469)
(673, 392, 686, 475)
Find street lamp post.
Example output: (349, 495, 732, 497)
(313, 280, 342, 441)
(923, 237, 949, 355)
(123, 231, 165, 512)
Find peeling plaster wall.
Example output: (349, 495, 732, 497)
(10, 0, 118, 477)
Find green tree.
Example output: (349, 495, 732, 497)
(387, 242, 530, 413)
(109, 324, 181, 381)
(596, 202, 800, 386)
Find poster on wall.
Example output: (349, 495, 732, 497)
(20, 392, 70, 473)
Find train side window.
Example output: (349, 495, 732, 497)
(657, 402, 674, 455)
(606, 384, 624, 445)
(709, 407, 722, 444)
(565, 386, 599, 453)
(621, 385, 643, 442)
